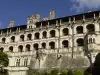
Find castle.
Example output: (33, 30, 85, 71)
(1, 10, 100, 75)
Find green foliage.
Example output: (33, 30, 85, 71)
(41, 72, 50, 75)
(0, 52, 9, 67)
(50, 70, 59, 75)
(67, 70, 74, 75)
(73, 70, 83, 75)
(60, 70, 68, 75)
(32, 73, 37, 75)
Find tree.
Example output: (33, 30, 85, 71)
(0, 52, 9, 67)
(0, 51, 9, 75)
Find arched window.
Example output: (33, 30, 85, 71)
(93, 38, 95, 43)
(86, 24, 95, 33)
(35, 32, 40, 39)
(11, 36, 15, 42)
(27, 34, 32, 40)
(77, 38, 84, 46)
(49, 42, 55, 49)
(50, 30, 55, 37)
(20, 35, 24, 41)
(9, 46, 13, 52)
(89, 38, 95, 43)
(42, 31, 47, 38)
(24, 58, 28, 67)
(2, 38, 6, 44)
(26, 44, 31, 51)
(89, 38, 92, 43)
(42, 43, 46, 49)
(62, 40, 69, 48)
(63, 28, 69, 36)
(76, 26, 83, 34)
(18, 45, 23, 52)
(16, 59, 20, 67)
(34, 43, 39, 50)
(0, 47, 4, 52)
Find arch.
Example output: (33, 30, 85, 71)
(26, 44, 31, 51)
(27, 34, 32, 40)
(42, 31, 47, 38)
(49, 42, 55, 49)
(18, 45, 23, 52)
(62, 28, 69, 36)
(62, 40, 69, 48)
(9, 46, 13, 52)
(86, 24, 95, 33)
(77, 38, 84, 46)
(20, 35, 24, 41)
(35, 32, 40, 39)
(42, 43, 46, 49)
(76, 26, 83, 34)
(50, 30, 55, 37)
(33, 43, 39, 50)
(11, 36, 15, 42)
(0, 47, 4, 52)
(2, 38, 6, 43)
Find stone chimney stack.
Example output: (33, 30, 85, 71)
(50, 10, 55, 20)
(8, 20, 14, 28)
(35, 14, 40, 22)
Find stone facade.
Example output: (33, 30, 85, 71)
(0, 11, 100, 75)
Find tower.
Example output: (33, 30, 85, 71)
(50, 10, 55, 20)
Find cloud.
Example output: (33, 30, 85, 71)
(71, 0, 100, 12)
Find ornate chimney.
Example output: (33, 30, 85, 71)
(8, 20, 14, 28)
(50, 10, 55, 20)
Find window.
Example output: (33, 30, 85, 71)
(89, 38, 92, 43)
(11, 36, 15, 42)
(24, 58, 28, 67)
(34, 43, 39, 50)
(18, 45, 23, 52)
(26, 44, 31, 51)
(89, 38, 95, 43)
(49, 42, 55, 49)
(20, 35, 24, 41)
(63, 28, 69, 36)
(0, 47, 4, 52)
(9, 46, 13, 52)
(50, 30, 55, 37)
(42, 43, 46, 49)
(35, 32, 40, 39)
(42, 31, 47, 38)
(86, 24, 95, 33)
(27, 34, 32, 40)
(16, 59, 20, 67)
(62, 40, 69, 48)
(76, 26, 83, 34)
(77, 38, 84, 46)
(2, 38, 6, 44)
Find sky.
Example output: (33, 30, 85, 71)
(0, 0, 100, 29)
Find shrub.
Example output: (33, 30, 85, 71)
(50, 70, 59, 75)
(73, 70, 83, 75)
(67, 70, 74, 75)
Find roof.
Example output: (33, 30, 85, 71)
(0, 10, 100, 32)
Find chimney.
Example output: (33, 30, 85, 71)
(8, 20, 14, 28)
(50, 10, 55, 20)
(35, 14, 40, 22)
